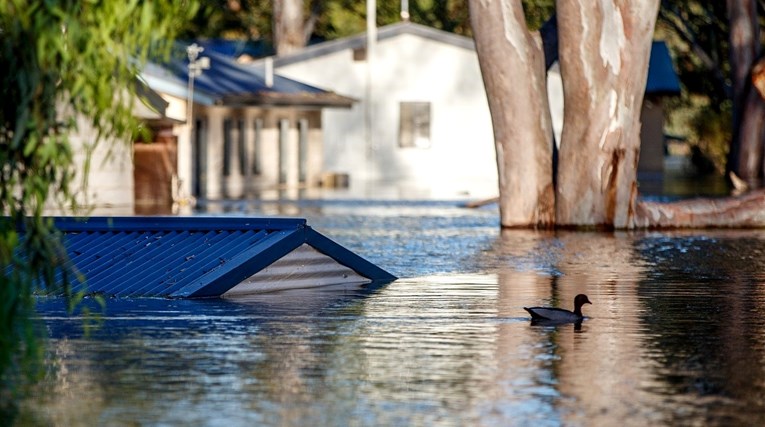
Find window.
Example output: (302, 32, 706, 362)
(399, 102, 431, 148)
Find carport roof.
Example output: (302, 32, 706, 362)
(142, 45, 355, 108)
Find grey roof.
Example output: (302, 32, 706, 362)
(142, 45, 355, 108)
(259, 23, 680, 96)
(261, 22, 475, 68)
(31, 216, 395, 298)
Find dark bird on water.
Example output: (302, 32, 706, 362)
(524, 294, 592, 323)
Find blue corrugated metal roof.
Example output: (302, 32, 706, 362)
(142, 45, 355, 107)
(31, 217, 395, 298)
(194, 38, 271, 59)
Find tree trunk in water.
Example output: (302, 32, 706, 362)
(468, 0, 555, 228)
(728, 0, 764, 181)
(470, 1, 765, 229)
(555, 0, 660, 228)
(273, 0, 306, 55)
(636, 188, 765, 227)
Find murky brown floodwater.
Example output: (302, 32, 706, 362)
(17, 201, 765, 426)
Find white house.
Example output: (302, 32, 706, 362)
(256, 22, 497, 199)
(58, 47, 354, 215)
(50, 87, 170, 216)
(257, 23, 681, 200)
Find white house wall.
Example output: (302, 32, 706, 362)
(57, 116, 134, 215)
(275, 32, 498, 199)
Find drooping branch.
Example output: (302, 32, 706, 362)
(303, 0, 324, 45)
(658, 1, 731, 101)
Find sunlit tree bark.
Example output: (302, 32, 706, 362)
(470, 0, 765, 229)
(273, 0, 306, 55)
(555, 0, 659, 227)
(469, 0, 554, 227)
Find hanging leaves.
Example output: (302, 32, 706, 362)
(0, 0, 198, 411)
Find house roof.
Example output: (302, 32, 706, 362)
(260, 21, 475, 68)
(257, 22, 680, 97)
(34, 216, 395, 298)
(194, 38, 271, 60)
(646, 41, 682, 95)
(141, 45, 355, 108)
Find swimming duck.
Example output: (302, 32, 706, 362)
(524, 294, 592, 322)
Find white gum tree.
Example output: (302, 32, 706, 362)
(469, 0, 765, 229)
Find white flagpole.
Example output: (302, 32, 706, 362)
(365, 0, 377, 158)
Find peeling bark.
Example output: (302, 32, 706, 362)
(470, 0, 765, 230)
(555, 0, 659, 228)
(635, 189, 765, 228)
(469, 0, 554, 227)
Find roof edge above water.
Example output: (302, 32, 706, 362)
(51, 216, 307, 232)
(23, 216, 396, 298)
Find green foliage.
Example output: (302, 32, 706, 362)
(0, 0, 197, 416)
(185, 0, 272, 40)
(665, 94, 732, 174)
(521, 0, 555, 30)
(689, 100, 733, 173)
(187, 0, 474, 43)
(657, 0, 730, 105)
(655, 1, 742, 175)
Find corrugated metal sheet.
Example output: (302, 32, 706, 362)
(29, 217, 396, 298)
(141, 45, 355, 108)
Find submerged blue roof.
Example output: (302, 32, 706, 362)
(35, 217, 395, 298)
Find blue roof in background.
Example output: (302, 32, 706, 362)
(31, 217, 395, 298)
(142, 44, 354, 107)
(194, 38, 271, 59)
(647, 41, 681, 94)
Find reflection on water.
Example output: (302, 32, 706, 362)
(18, 202, 765, 426)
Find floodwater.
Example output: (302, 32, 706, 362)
(18, 199, 765, 426)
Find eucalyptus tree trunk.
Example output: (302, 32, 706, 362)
(468, 0, 555, 228)
(273, 0, 306, 55)
(555, 0, 660, 228)
(470, 0, 765, 229)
